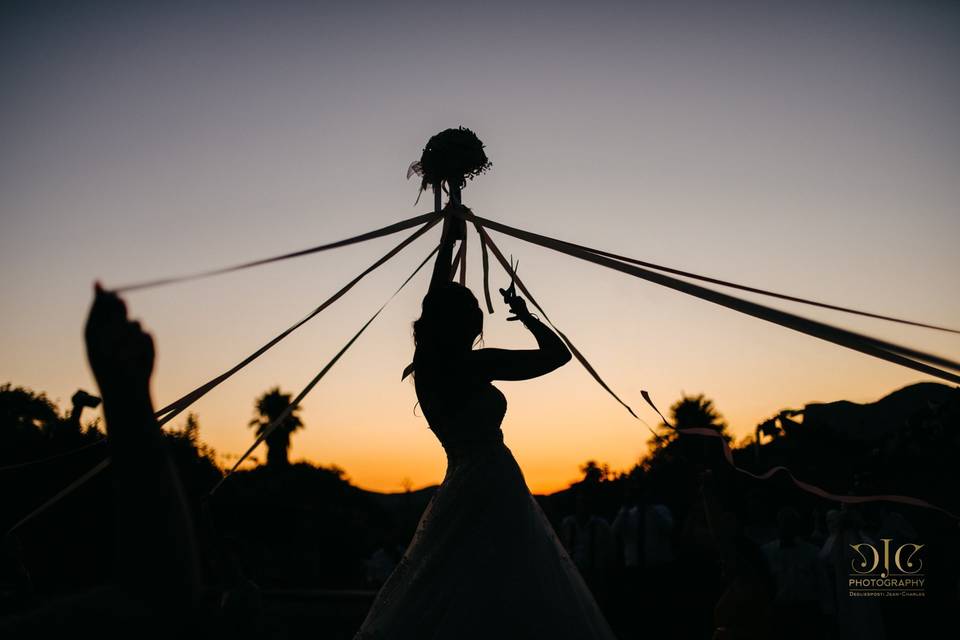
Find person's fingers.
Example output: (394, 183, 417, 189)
(91, 288, 128, 333)
(108, 292, 128, 320)
(89, 283, 111, 317)
(86, 293, 118, 358)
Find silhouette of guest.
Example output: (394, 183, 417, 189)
(66, 389, 101, 432)
(611, 480, 674, 638)
(1, 285, 206, 637)
(561, 484, 616, 605)
(818, 508, 886, 640)
(761, 506, 824, 640)
(712, 529, 776, 640)
(84, 284, 203, 611)
(612, 481, 675, 572)
(682, 471, 774, 640)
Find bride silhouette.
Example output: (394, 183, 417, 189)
(354, 224, 617, 639)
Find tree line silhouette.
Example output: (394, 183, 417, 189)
(2, 380, 958, 638)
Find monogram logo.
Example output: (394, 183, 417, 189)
(848, 538, 925, 598)
(850, 539, 923, 577)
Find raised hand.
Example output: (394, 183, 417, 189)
(80, 285, 203, 616)
(84, 283, 155, 399)
(498, 288, 531, 322)
(71, 389, 101, 410)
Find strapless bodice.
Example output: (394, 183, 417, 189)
(416, 378, 507, 460)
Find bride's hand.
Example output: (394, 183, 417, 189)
(498, 288, 531, 322)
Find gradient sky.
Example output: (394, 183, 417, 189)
(2, 1, 958, 493)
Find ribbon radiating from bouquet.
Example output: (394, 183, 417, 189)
(453, 208, 960, 385)
(7, 219, 441, 533)
(209, 243, 440, 494)
(458, 208, 959, 520)
(155, 216, 441, 426)
(114, 212, 440, 293)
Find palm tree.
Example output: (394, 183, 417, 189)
(249, 387, 304, 468)
(644, 393, 731, 467)
(670, 394, 728, 435)
(579, 460, 606, 485)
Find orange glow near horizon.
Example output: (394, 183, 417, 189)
(144, 281, 955, 496)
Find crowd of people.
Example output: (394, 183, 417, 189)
(544, 476, 930, 640)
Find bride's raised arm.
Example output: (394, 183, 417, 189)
(428, 203, 466, 293)
(468, 293, 571, 381)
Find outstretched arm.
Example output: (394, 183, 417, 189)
(468, 292, 571, 381)
(428, 203, 467, 293)
(85, 284, 202, 607)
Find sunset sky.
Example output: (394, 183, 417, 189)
(3, 1, 958, 494)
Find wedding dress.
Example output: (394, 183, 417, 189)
(354, 370, 618, 639)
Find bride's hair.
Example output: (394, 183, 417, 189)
(411, 283, 483, 418)
(412, 282, 483, 362)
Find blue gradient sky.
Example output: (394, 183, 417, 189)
(3, 1, 958, 492)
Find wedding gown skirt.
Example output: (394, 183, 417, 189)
(354, 433, 617, 639)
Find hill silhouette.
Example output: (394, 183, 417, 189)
(802, 381, 954, 441)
